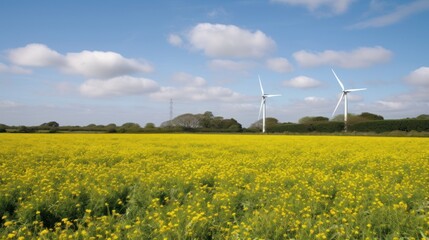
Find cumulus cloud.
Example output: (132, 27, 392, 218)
(350, 0, 429, 29)
(151, 86, 242, 102)
(283, 76, 322, 88)
(271, 0, 354, 15)
(0, 63, 31, 74)
(404, 66, 429, 86)
(187, 23, 275, 58)
(8, 43, 153, 79)
(168, 34, 183, 46)
(293, 46, 392, 68)
(172, 72, 206, 87)
(64, 51, 152, 78)
(79, 76, 159, 97)
(208, 59, 254, 72)
(8, 43, 65, 67)
(266, 58, 293, 73)
(153, 72, 244, 102)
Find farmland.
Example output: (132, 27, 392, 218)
(1, 134, 429, 239)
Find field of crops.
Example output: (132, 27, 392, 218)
(1, 134, 428, 239)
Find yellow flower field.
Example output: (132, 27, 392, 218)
(1, 134, 428, 239)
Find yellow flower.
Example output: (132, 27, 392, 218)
(4, 221, 13, 227)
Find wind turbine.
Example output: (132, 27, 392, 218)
(258, 75, 281, 133)
(331, 69, 366, 132)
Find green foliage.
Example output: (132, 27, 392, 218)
(40, 121, 60, 128)
(350, 119, 429, 133)
(17, 126, 36, 133)
(144, 123, 156, 129)
(250, 117, 279, 131)
(415, 114, 429, 120)
(359, 112, 384, 121)
(48, 127, 58, 133)
(161, 111, 242, 132)
(119, 122, 142, 133)
(298, 116, 329, 124)
(269, 122, 344, 133)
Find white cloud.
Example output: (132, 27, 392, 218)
(350, 0, 429, 29)
(272, 0, 354, 15)
(8, 43, 65, 67)
(188, 23, 275, 58)
(209, 59, 254, 72)
(151, 86, 243, 102)
(64, 51, 153, 79)
(283, 76, 322, 88)
(8, 43, 153, 79)
(79, 76, 159, 97)
(266, 58, 293, 73)
(172, 72, 206, 87)
(293, 46, 392, 68)
(0, 63, 31, 74)
(168, 34, 183, 46)
(304, 96, 326, 103)
(152, 71, 245, 103)
(404, 66, 429, 86)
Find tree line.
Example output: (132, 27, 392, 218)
(1, 113, 428, 134)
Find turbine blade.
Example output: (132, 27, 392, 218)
(346, 88, 367, 92)
(265, 94, 281, 97)
(332, 93, 344, 117)
(258, 75, 264, 95)
(331, 69, 345, 91)
(258, 99, 264, 120)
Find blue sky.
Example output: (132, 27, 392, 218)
(1, 0, 428, 127)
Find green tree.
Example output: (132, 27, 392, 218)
(250, 118, 279, 130)
(299, 116, 329, 124)
(416, 114, 429, 120)
(144, 123, 156, 129)
(199, 111, 215, 128)
(106, 123, 117, 133)
(171, 114, 200, 128)
(17, 126, 35, 133)
(359, 112, 384, 121)
(120, 122, 142, 132)
(0, 124, 8, 133)
(41, 121, 60, 128)
(332, 114, 357, 122)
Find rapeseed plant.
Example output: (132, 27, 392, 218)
(0, 134, 428, 239)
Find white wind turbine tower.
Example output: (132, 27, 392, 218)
(258, 75, 281, 133)
(331, 69, 367, 132)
